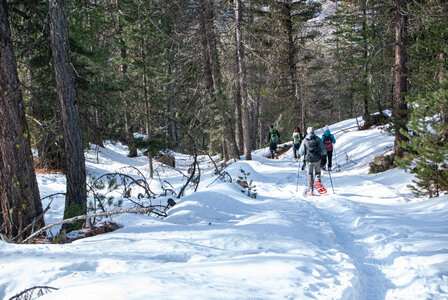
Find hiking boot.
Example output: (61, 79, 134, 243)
(328, 168, 332, 171)
(322, 166, 326, 171)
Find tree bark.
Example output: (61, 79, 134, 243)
(235, 0, 252, 160)
(198, 0, 239, 160)
(393, 0, 409, 158)
(362, 1, 369, 119)
(440, 30, 448, 140)
(116, 0, 137, 158)
(234, 83, 243, 155)
(0, 0, 44, 241)
(284, 1, 303, 128)
(49, 0, 87, 230)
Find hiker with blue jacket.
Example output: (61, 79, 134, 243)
(267, 124, 280, 159)
(321, 125, 336, 171)
(291, 127, 303, 160)
(299, 127, 327, 195)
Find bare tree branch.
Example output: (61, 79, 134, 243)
(8, 285, 58, 300)
(21, 207, 156, 244)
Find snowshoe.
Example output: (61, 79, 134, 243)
(314, 181, 327, 195)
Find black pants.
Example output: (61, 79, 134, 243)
(323, 150, 333, 169)
(269, 143, 278, 158)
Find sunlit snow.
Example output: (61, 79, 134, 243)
(1, 116, 447, 300)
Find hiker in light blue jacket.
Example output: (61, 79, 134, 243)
(321, 125, 336, 171)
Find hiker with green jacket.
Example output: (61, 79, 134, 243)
(267, 124, 280, 159)
(299, 127, 327, 195)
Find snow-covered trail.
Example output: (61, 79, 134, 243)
(237, 158, 391, 299)
(244, 156, 448, 299)
(2, 120, 448, 299)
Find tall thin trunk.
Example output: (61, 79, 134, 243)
(141, 37, 151, 137)
(0, 0, 44, 241)
(116, 0, 137, 157)
(234, 82, 243, 154)
(284, 1, 302, 127)
(235, 0, 252, 160)
(440, 30, 447, 138)
(299, 72, 307, 131)
(393, 0, 409, 158)
(252, 97, 259, 149)
(49, 0, 87, 230)
(335, 0, 342, 121)
(362, 1, 369, 118)
(198, 0, 239, 159)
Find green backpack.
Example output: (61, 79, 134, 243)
(270, 128, 279, 144)
(292, 132, 301, 144)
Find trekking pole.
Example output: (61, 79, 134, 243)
(295, 158, 301, 192)
(327, 169, 335, 194)
(333, 147, 340, 171)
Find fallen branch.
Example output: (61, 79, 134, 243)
(8, 285, 58, 300)
(334, 125, 360, 135)
(21, 207, 155, 244)
(12, 200, 53, 242)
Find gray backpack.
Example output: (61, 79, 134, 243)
(306, 136, 321, 162)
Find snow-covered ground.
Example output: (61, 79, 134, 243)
(1, 117, 448, 300)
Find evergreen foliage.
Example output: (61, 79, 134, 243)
(395, 0, 448, 197)
(237, 168, 257, 199)
(3, 0, 448, 201)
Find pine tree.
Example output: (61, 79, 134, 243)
(325, 0, 394, 123)
(0, 0, 44, 241)
(49, 0, 87, 231)
(397, 0, 448, 197)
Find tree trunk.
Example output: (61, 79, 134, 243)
(252, 97, 259, 149)
(234, 83, 243, 155)
(49, 0, 87, 231)
(362, 1, 369, 119)
(0, 0, 44, 241)
(235, 0, 252, 160)
(284, 1, 302, 128)
(148, 152, 154, 179)
(116, 0, 137, 158)
(393, 0, 409, 158)
(440, 31, 448, 139)
(258, 95, 265, 149)
(198, 0, 239, 160)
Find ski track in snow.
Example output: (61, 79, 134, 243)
(251, 159, 389, 299)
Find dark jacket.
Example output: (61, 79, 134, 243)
(298, 133, 327, 162)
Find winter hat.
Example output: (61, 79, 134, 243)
(324, 125, 329, 132)
(307, 127, 314, 134)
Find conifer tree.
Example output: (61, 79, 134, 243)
(49, 0, 87, 230)
(0, 0, 44, 241)
(397, 0, 448, 197)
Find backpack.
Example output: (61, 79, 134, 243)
(270, 129, 279, 144)
(306, 136, 321, 162)
(323, 134, 333, 151)
(292, 132, 301, 144)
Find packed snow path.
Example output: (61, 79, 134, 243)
(1, 120, 448, 299)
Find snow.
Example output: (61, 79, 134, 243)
(1, 117, 448, 300)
